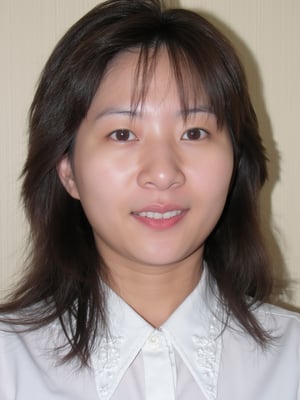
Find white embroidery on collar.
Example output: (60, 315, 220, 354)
(191, 312, 222, 400)
(92, 335, 125, 400)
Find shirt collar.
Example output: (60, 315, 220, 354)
(91, 267, 223, 400)
(161, 269, 223, 400)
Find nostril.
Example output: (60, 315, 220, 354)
(137, 167, 185, 190)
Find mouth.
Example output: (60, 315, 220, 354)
(133, 210, 183, 220)
(131, 207, 188, 229)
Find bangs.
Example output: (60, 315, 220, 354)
(128, 42, 229, 129)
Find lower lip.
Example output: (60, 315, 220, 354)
(132, 210, 188, 230)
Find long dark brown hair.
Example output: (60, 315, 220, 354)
(0, 0, 272, 365)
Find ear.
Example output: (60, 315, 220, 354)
(57, 156, 80, 200)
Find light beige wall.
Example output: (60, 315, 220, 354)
(1, 0, 299, 307)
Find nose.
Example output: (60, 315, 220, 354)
(137, 143, 185, 190)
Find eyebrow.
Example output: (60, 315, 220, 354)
(95, 108, 138, 120)
(94, 105, 213, 120)
(177, 106, 214, 117)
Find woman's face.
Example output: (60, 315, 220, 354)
(58, 50, 234, 275)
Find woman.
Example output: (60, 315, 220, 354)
(1, 0, 299, 399)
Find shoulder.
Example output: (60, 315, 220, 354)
(0, 319, 56, 361)
(218, 303, 300, 399)
(222, 302, 300, 365)
(0, 317, 64, 372)
(0, 321, 41, 398)
(250, 303, 300, 365)
(253, 302, 300, 337)
(0, 319, 98, 399)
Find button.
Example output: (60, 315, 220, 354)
(150, 334, 158, 344)
(146, 332, 161, 351)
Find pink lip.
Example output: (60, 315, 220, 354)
(131, 204, 189, 230)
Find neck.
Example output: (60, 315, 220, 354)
(106, 255, 203, 327)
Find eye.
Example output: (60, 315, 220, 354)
(109, 129, 137, 141)
(181, 128, 208, 141)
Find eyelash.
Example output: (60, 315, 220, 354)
(108, 127, 209, 141)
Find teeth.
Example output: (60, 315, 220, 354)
(137, 210, 182, 219)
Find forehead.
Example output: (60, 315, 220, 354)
(91, 48, 208, 113)
(102, 49, 173, 95)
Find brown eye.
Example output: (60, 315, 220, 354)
(109, 129, 137, 141)
(181, 128, 208, 140)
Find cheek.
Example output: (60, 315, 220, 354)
(192, 150, 233, 197)
(73, 156, 134, 210)
(213, 156, 233, 188)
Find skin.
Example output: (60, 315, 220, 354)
(58, 49, 234, 327)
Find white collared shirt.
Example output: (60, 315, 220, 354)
(1, 271, 300, 399)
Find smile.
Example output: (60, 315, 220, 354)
(131, 208, 188, 230)
(134, 210, 183, 220)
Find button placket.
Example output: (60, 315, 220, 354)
(142, 329, 176, 400)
